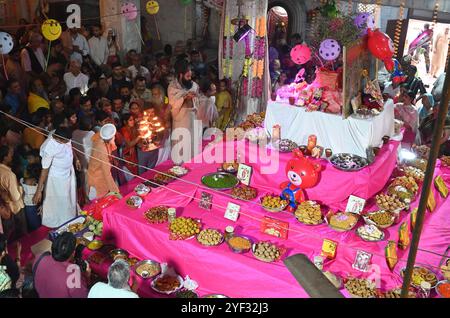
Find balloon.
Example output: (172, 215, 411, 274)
(391, 59, 407, 84)
(121, 2, 138, 20)
(146, 1, 159, 15)
(385, 58, 395, 73)
(0, 32, 14, 55)
(408, 29, 433, 55)
(354, 12, 376, 35)
(367, 29, 394, 69)
(319, 39, 341, 61)
(180, 0, 192, 5)
(41, 19, 62, 41)
(290, 44, 311, 65)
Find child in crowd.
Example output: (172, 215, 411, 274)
(215, 79, 233, 131)
(20, 163, 42, 232)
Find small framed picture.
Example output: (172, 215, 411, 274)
(224, 203, 240, 222)
(346, 195, 366, 215)
(199, 192, 213, 211)
(352, 250, 372, 272)
(237, 164, 253, 186)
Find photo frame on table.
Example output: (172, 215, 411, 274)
(237, 164, 253, 186)
(224, 202, 240, 222)
(346, 195, 366, 215)
(199, 192, 213, 211)
(352, 250, 372, 272)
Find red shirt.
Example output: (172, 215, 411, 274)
(33, 254, 89, 298)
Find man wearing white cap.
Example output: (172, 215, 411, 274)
(87, 124, 120, 200)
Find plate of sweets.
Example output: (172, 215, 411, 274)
(168, 166, 189, 177)
(326, 212, 359, 232)
(261, 194, 289, 213)
(251, 241, 283, 263)
(344, 277, 377, 298)
(295, 201, 323, 225)
(169, 217, 202, 240)
(356, 224, 385, 242)
(144, 206, 169, 224)
(231, 185, 258, 201)
(400, 266, 439, 289)
(196, 228, 224, 247)
(221, 162, 239, 174)
(151, 274, 184, 295)
(363, 210, 395, 229)
(126, 196, 143, 209)
(227, 235, 253, 254)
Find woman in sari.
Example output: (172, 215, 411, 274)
(119, 114, 140, 177)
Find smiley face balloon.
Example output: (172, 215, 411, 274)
(121, 2, 138, 21)
(0, 32, 14, 55)
(41, 19, 62, 41)
(146, 1, 159, 15)
(290, 44, 311, 65)
(319, 39, 341, 61)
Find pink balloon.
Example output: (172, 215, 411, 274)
(290, 44, 311, 65)
(121, 2, 138, 21)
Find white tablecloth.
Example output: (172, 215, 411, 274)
(264, 100, 395, 158)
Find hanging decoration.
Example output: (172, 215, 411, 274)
(0, 32, 14, 55)
(393, 0, 405, 56)
(290, 44, 312, 65)
(41, 19, 62, 41)
(354, 12, 375, 35)
(367, 29, 395, 71)
(146, 1, 161, 40)
(319, 39, 341, 61)
(0, 31, 14, 81)
(391, 59, 407, 84)
(121, 2, 138, 20)
(146, 1, 159, 15)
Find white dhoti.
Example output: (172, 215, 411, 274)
(42, 167, 77, 228)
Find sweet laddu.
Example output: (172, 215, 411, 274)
(280, 149, 322, 212)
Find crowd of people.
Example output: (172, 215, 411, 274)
(0, 22, 234, 298)
(0, 23, 230, 230)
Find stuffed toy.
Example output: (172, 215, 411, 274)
(280, 149, 322, 212)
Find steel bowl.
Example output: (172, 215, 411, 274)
(356, 225, 386, 242)
(109, 248, 129, 260)
(201, 172, 239, 191)
(151, 274, 184, 295)
(196, 228, 225, 247)
(134, 260, 161, 279)
(363, 211, 395, 229)
(226, 235, 253, 254)
(330, 153, 369, 172)
(325, 212, 360, 232)
(251, 243, 281, 263)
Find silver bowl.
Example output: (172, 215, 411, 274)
(134, 260, 161, 279)
(226, 235, 253, 254)
(109, 248, 129, 260)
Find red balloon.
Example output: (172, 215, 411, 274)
(384, 58, 395, 73)
(367, 29, 394, 61)
(290, 44, 311, 65)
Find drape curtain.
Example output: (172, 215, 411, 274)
(218, 0, 270, 125)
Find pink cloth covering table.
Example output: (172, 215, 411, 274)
(98, 140, 450, 298)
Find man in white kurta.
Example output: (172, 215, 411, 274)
(168, 60, 202, 164)
(38, 130, 77, 228)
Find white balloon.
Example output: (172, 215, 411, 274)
(0, 32, 14, 55)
